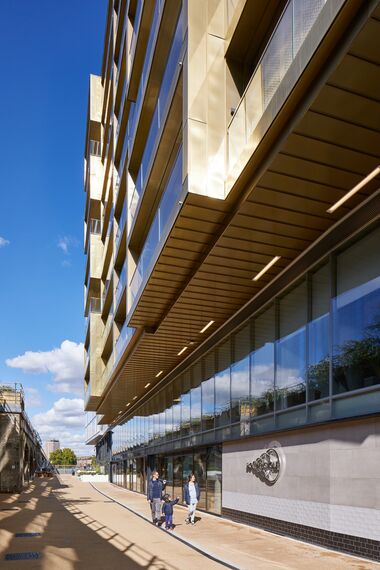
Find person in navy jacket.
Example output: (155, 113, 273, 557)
(183, 473, 200, 525)
(147, 470, 166, 525)
(162, 494, 179, 530)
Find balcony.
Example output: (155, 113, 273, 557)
(114, 322, 135, 365)
(115, 201, 127, 254)
(129, 147, 182, 308)
(227, 0, 332, 182)
(115, 263, 127, 308)
(129, 8, 183, 230)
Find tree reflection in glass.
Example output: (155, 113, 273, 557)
(250, 305, 275, 416)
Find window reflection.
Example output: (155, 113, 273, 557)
(202, 376, 215, 431)
(231, 324, 250, 433)
(333, 228, 380, 393)
(277, 282, 307, 409)
(215, 340, 231, 428)
(308, 264, 330, 400)
(251, 306, 275, 416)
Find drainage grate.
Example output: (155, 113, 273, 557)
(15, 533, 41, 538)
(5, 552, 41, 561)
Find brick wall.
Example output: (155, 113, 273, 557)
(222, 507, 380, 562)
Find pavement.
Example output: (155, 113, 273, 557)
(0, 475, 377, 570)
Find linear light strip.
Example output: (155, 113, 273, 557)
(177, 346, 188, 356)
(327, 166, 380, 213)
(155, 371, 163, 378)
(252, 256, 281, 281)
(200, 320, 215, 333)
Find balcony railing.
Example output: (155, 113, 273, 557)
(130, 146, 182, 306)
(128, 0, 162, 144)
(115, 201, 127, 252)
(90, 218, 101, 234)
(228, 0, 327, 171)
(103, 310, 114, 341)
(114, 322, 135, 365)
(131, 8, 183, 227)
(115, 263, 127, 306)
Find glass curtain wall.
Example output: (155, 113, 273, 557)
(112, 224, 380, 461)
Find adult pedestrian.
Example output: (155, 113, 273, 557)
(147, 470, 166, 525)
(183, 473, 200, 525)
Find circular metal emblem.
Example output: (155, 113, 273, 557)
(246, 448, 281, 486)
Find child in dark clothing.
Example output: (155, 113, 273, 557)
(162, 493, 179, 530)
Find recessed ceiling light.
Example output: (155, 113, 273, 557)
(327, 165, 380, 213)
(177, 346, 188, 356)
(252, 256, 281, 281)
(133, 395, 137, 400)
(145, 382, 151, 388)
(155, 371, 163, 378)
(200, 320, 214, 333)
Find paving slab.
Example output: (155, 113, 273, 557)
(92, 480, 380, 570)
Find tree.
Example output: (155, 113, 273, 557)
(49, 448, 77, 465)
(61, 448, 77, 465)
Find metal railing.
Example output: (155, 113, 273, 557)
(114, 323, 135, 365)
(130, 146, 182, 305)
(115, 263, 127, 306)
(228, 0, 327, 171)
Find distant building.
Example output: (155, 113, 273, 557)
(44, 439, 60, 459)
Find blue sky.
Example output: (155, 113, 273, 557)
(0, 0, 107, 454)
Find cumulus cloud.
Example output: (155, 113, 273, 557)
(6, 340, 84, 395)
(57, 236, 79, 255)
(24, 387, 42, 408)
(33, 398, 89, 455)
(0, 236, 10, 248)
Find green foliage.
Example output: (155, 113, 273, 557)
(49, 448, 77, 465)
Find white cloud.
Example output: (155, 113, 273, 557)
(0, 236, 10, 248)
(33, 398, 89, 455)
(24, 387, 42, 408)
(61, 259, 72, 268)
(6, 340, 84, 395)
(57, 236, 79, 255)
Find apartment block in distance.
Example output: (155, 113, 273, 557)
(84, 0, 380, 561)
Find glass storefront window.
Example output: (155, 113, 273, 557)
(277, 281, 307, 409)
(333, 227, 380, 394)
(251, 305, 275, 416)
(206, 446, 222, 515)
(308, 264, 330, 400)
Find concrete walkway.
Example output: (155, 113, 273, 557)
(0, 476, 376, 570)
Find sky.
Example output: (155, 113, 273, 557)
(0, 0, 107, 455)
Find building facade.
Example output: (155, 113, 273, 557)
(84, 0, 380, 560)
(43, 439, 60, 459)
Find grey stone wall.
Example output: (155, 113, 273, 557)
(222, 416, 380, 541)
(0, 413, 22, 493)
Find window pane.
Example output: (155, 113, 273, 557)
(190, 385, 202, 434)
(181, 374, 191, 437)
(251, 306, 275, 416)
(308, 264, 330, 400)
(333, 227, 380, 394)
(206, 446, 222, 514)
(202, 376, 215, 431)
(215, 340, 231, 428)
(231, 356, 250, 433)
(277, 281, 307, 409)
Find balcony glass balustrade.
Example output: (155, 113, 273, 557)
(115, 322, 135, 365)
(115, 263, 127, 306)
(130, 146, 182, 306)
(129, 0, 162, 142)
(130, 8, 183, 223)
(228, 0, 327, 171)
(115, 201, 127, 251)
